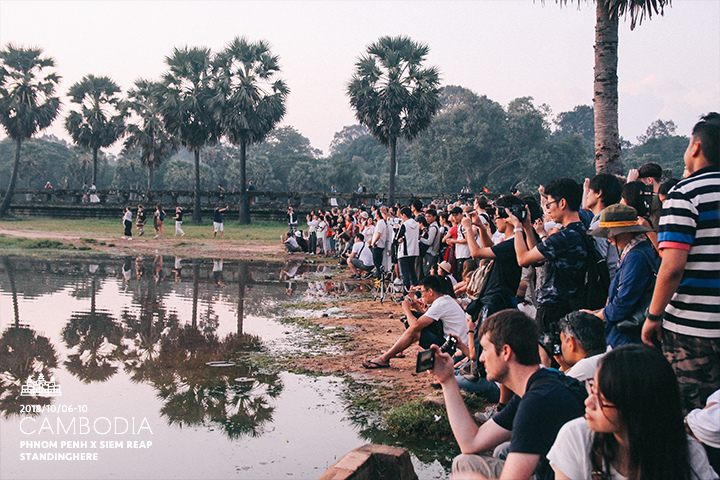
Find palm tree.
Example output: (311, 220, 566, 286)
(347, 36, 441, 204)
(64, 74, 125, 186)
(123, 79, 179, 190)
(556, 0, 670, 174)
(158, 46, 220, 223)
(0, 44, 60, 217)
(215, 37, 289, 224)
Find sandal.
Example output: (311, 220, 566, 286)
(362, 359, 390, 369)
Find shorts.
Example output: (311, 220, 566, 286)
(349, 257, 373, 271)
(213, 222, 223, 233)
(663, 329, 720, 412)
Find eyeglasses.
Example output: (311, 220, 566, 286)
(544, 200, 558, 209)
(585, 379, 616, 410)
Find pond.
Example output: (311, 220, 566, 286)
(0, 255, 447, 479)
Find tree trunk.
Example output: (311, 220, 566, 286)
(237, 261, 248, 335)
(238, 140, 250, 225)
(192, 147, 202, 223)
(594, 1, 623, 174)
(147, 163, 154, 192)
(388, 137, 397, 205)
(92, 147, 99, 185)
(0, 138, 22, 217)
(1, 256, 20, 328)
(192, 263, 199, 329)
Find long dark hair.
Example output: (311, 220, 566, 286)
(593, 344, 691, 480)
(621, 181, 651, 220)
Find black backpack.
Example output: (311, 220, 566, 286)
(566, 223, 610, 311)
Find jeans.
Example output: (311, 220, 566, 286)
(372, 246, 385, 278)
(398, 256, 418, 292)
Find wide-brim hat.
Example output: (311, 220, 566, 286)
(438, 261, 452, 274)
(588, 204, 652, 238)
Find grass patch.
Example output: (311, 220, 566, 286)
(0, 235, 72, 250)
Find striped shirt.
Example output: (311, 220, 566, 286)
(657, 165, 720, 338)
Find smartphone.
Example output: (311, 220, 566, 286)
(415, 349, 435, 373)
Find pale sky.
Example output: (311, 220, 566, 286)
(1, 0, 719, 156)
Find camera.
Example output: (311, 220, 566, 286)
(539, 332, 561, 358)
(497, 204, 527, 223)
(416, 336, 458, 373)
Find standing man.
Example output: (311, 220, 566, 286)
(136, 204, 146, 237)
(643, 112, 720, 412)
(421, 209, 441, 276)
(287, 206, 298, 234)
(629, 161, 663, 229)
(396, 207, 420, 293)
(174, 207, 185, 237)
(213, 204, 229, 238)
(582, 173, 623, 280)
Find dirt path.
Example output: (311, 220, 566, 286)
(0, 226, 435, 400)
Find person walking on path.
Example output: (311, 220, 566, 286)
(174, 207, 185, 236)
(154, 205, 166, 238)
(214, 204, 229, 238)
(136, 205, 146, 237)
(122, 206, 133, 240)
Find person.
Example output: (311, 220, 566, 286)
(122, 206, 133, 240)
(370, 208, 392, 278)
(396, 206, 420, 293)
(620, 181, 658, 251)
(153, 204, 165, 238)
(362, 275, 465, 369)
(283, 232, 302, 253)
(582, 173, 623, 281)
(628, 161, 663, 228)
(510, 178, 590, 334)
(213, 204, 229, 238)
(548, 344, 718, 480)
(347, 233, 374, 279)
(174, 207, 185, 237)
(686, 389, 720, 475)
(432, 309, 585, 480)
(44, 181, 53, 189)
(89, 183, 99, 203)
(585, 204, 658, 348)
(554, 311, 607, 382)
(329, 185, 338, 207)
(437, 260, 458, 286)
(658, 177, 680, 204)
(287, 206, 298, 234)
(136, 204, 146, 236)
(307, 212, 319, 255)
(642, 112, 720, 413)
(421, 208, 442, 276)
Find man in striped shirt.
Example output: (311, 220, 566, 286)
(642, 112, 720, 412)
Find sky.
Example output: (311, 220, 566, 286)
(1, 0, 719, 157)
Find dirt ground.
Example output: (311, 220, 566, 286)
(0, 226, 437, 401)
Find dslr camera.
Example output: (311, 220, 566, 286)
(539, 331, 561, 358)
(498, 204, 527, 223)
(416, 336, 458, 373)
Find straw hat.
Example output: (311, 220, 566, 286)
(588, 204, 652, 238)
(438, 261, 452, 274)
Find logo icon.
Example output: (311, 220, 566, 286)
(20, 373, 61, 397)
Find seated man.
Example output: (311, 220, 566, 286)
(347, 233, 374, 279)
(431, 309, 585, 480)
(553, 311, 607, 382)
(362, 275, 465, 369)
(283, 232, 302, 253)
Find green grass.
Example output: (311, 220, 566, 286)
(0, 216, 288, 243)
(0, 234, 72, 250)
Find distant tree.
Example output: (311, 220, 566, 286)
(347, 35, 441, 204)
(328, 125, 369, 156)
(552, 0, 670, 174)
(636, 118, 677, 143)
(214, 37, 288, 224)
(0, 44, 61, 217)
(158, 46, 221, 223)
(123, 79, 179, 190)
(555, 105, 594, 143)
(65, 74, 125, 186)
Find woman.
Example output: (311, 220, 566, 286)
(585, 204, 658, 348)
(548, 344, 717, 480)
(122, 206, 133, 239)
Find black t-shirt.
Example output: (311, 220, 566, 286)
(492, 368, 585, 479)
(176, 211, 183, 222)
(483, 238, 521, 299)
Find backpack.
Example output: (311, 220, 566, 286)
(566, 223, 610, 311)
(159, 210, 165, 221)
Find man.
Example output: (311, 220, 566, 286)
(510, 178, 590, 334)
(629, 162, 663, 228)
(213, 204, 229, 238)
(362, 275, 465, 369)
(347, 233, 374, 279)
(287, 206, 298, 234)
(396, 206, 420, 293)
(554, 311, 607, 382)
(642, 112, 720, 412)
(420, 209, 442, 276)
(582, 173, 623, 280)
(432, 309, 585, 479)
(283, 232, 302, 253)
(451, 207, 475, 278)
(370, 207, 392, 278)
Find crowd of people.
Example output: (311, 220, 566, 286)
(340, 113, 717, 480)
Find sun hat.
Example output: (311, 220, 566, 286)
(438, 261, 452, 274)
(360, 211, 369, 219)
(588, 204, 652, 238)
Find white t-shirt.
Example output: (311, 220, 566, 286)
(351, 241, 373, 267)
(565, 353, 605, 382)
(548, 417, 718, 480)
(398, 218, 420, 258)
(373, 219, 388, 249)
(455, 224, 471, 259)
(423, 295, 466, 340)
(285, 236, 299, 248)
(686, 389, 720, 448)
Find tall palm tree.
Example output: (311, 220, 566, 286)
(347, 36, 441, 204)
(557, 0, 670, 174)
(64, 74, 125, 186)
(0, 44, 60, 217)
(215, 37, 288, 224)
(158, 46, 220, 223)
(123, 79, 179, 191)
